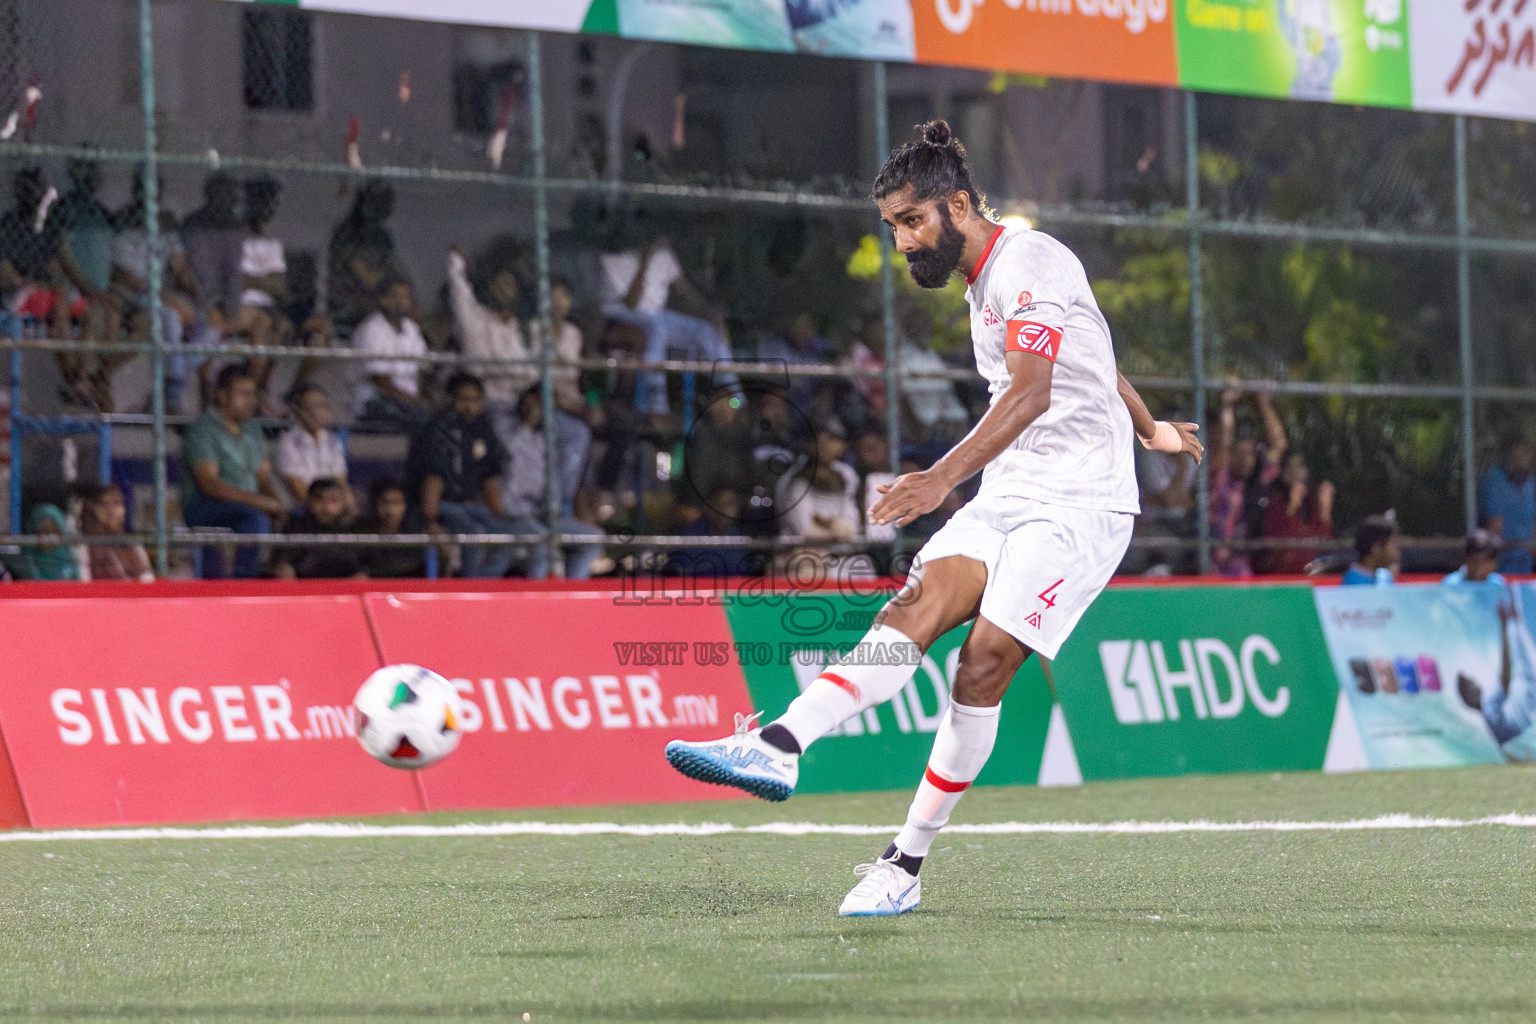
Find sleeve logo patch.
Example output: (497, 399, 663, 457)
(1016, 290, 1033, 307)
(1005, 320, 1062, 362)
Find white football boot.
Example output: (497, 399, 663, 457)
(837, 856, 921, 917)
(664, 712, 799, 802)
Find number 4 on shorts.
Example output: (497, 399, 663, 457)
(1037, 579, 1063, 608)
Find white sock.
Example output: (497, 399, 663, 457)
(893, 699, 1001, 859)
(772, 624, 923, 752)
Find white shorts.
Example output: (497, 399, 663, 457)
(911, 493, 1133, 659)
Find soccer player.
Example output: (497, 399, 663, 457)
(665, 120, 1202, 916)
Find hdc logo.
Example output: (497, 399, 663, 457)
(1098, 636, 1289, 724)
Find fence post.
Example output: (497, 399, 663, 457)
(139, 0, 168, 575)
(1185, 91, 1210, 575)
(1454, 114, 1477, 535)
(528, 30, 560, 578)
(873, 61, 900, 478)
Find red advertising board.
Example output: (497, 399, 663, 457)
(363, 591, 753, 810)
(0, 596, 422, 828)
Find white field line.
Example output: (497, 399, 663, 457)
(3, 813, 1536, 843)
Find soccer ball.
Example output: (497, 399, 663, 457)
(354, 664, 463, 769)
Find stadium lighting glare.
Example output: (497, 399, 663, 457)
(1000, 214, 1034, 231)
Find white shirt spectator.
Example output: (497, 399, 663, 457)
(899, 342, 969, 428)
(500, 421, 546, 519)
(600, 247, 682, 313)
(239, 236, 285, 308)
(778, 460, 861, 541)
(275, 426, 347, 498)
(352, 310, 427, 416)
(447, 250, 536, 405)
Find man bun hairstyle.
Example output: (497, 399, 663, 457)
(872, 119, 990, 216)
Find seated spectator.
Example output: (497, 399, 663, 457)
(182, 365, 290, 578)
(55, 158, 117, 315)
(0, 166, 111, 408)
(599, 228, 737, 416)
(499, 387, 604, 579)
(112, 171, 208, 415)
(777, 420, 860, 543)
(275, 383, 350, 510)
(446, 246, 534, 406)
(19, 503, 80, 581)
(756, 312, 835, 410)
(272, 478, 364, 580)
(1480, 435, 1535, 575)
(358, 478, 426, 579)
(667, 488, 752, 579)
(685, 385, 754, 504)
(1259, 453, 1334, 575)
(237, 175, 291, 408)
(1342, 511, 1400, 586)
(78, 482, 153, 582)
(1210, 386, 1287, 577)
(547, 277, 594, 512)
(1445, 529, 1507, 587)
(328, 180, 402, 331)
(408, 372, 532, 578)
(181, 172, 245, 400)
(353, 275, 430, 431)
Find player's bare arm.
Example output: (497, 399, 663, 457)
(870, 350, 1052, 527)
(1117, 371, 1204, 464)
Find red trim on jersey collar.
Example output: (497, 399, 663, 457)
(964, 224, 1005, 286)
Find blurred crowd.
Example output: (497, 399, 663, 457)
(0, 163, 1531, 583)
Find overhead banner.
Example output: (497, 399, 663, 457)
(1173, 0, 1412, 108)
(242, 0, 1536, 121)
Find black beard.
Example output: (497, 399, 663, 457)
(906, 210, 967, 289)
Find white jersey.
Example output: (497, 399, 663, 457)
(964, 225, 1139, 514)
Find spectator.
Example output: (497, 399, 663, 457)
(407, 372, 528, 578)
(54, 158, 117, 306)
(272, 478, 365, 580)
(1259, 452, 1335, 575)
(1445, 529, 1507, 587)
(898, 335, 970, 449)
(180, 171, 244, 333)
(853, 429, 892, 480)
(1342, 511, 1400, 585)
(275, 382, 349, 510)
(668, 488, 752, 578)
(777, 419, 860, 543)
(0, 166, 111, 408)
(78, 482, 153, 582)
(353, 274, 430, 430)
(756, 312, 835, 409)
(685, 385, 754, 504)
(446, 246, 534, 406)
(1133, 406, 1197, 575)
(19, 503, 80, 581)
(236, 175, 290, 407)
(499, 387, 604, 579)
(599, 229, 737, 416)
(181, 365, 289, 578)
(328, 180, 401, 330)
(1210, 387, 1287, 577)
(1479, 436, 1535, 575)
(546, 277, 594, 511)
(112, 170, 208, 415)
(358, 478, 426, 579)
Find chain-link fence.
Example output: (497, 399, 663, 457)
(1, 0, 1533, 584)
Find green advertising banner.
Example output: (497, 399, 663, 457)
(1047, 584, 1342, 780)
(723, 590, 1055, 794)
(1173, 0, 1412, 108)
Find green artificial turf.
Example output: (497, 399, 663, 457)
(2, 767, 1535, 1023)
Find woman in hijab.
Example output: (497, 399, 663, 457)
(21, 504, 80, 581)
